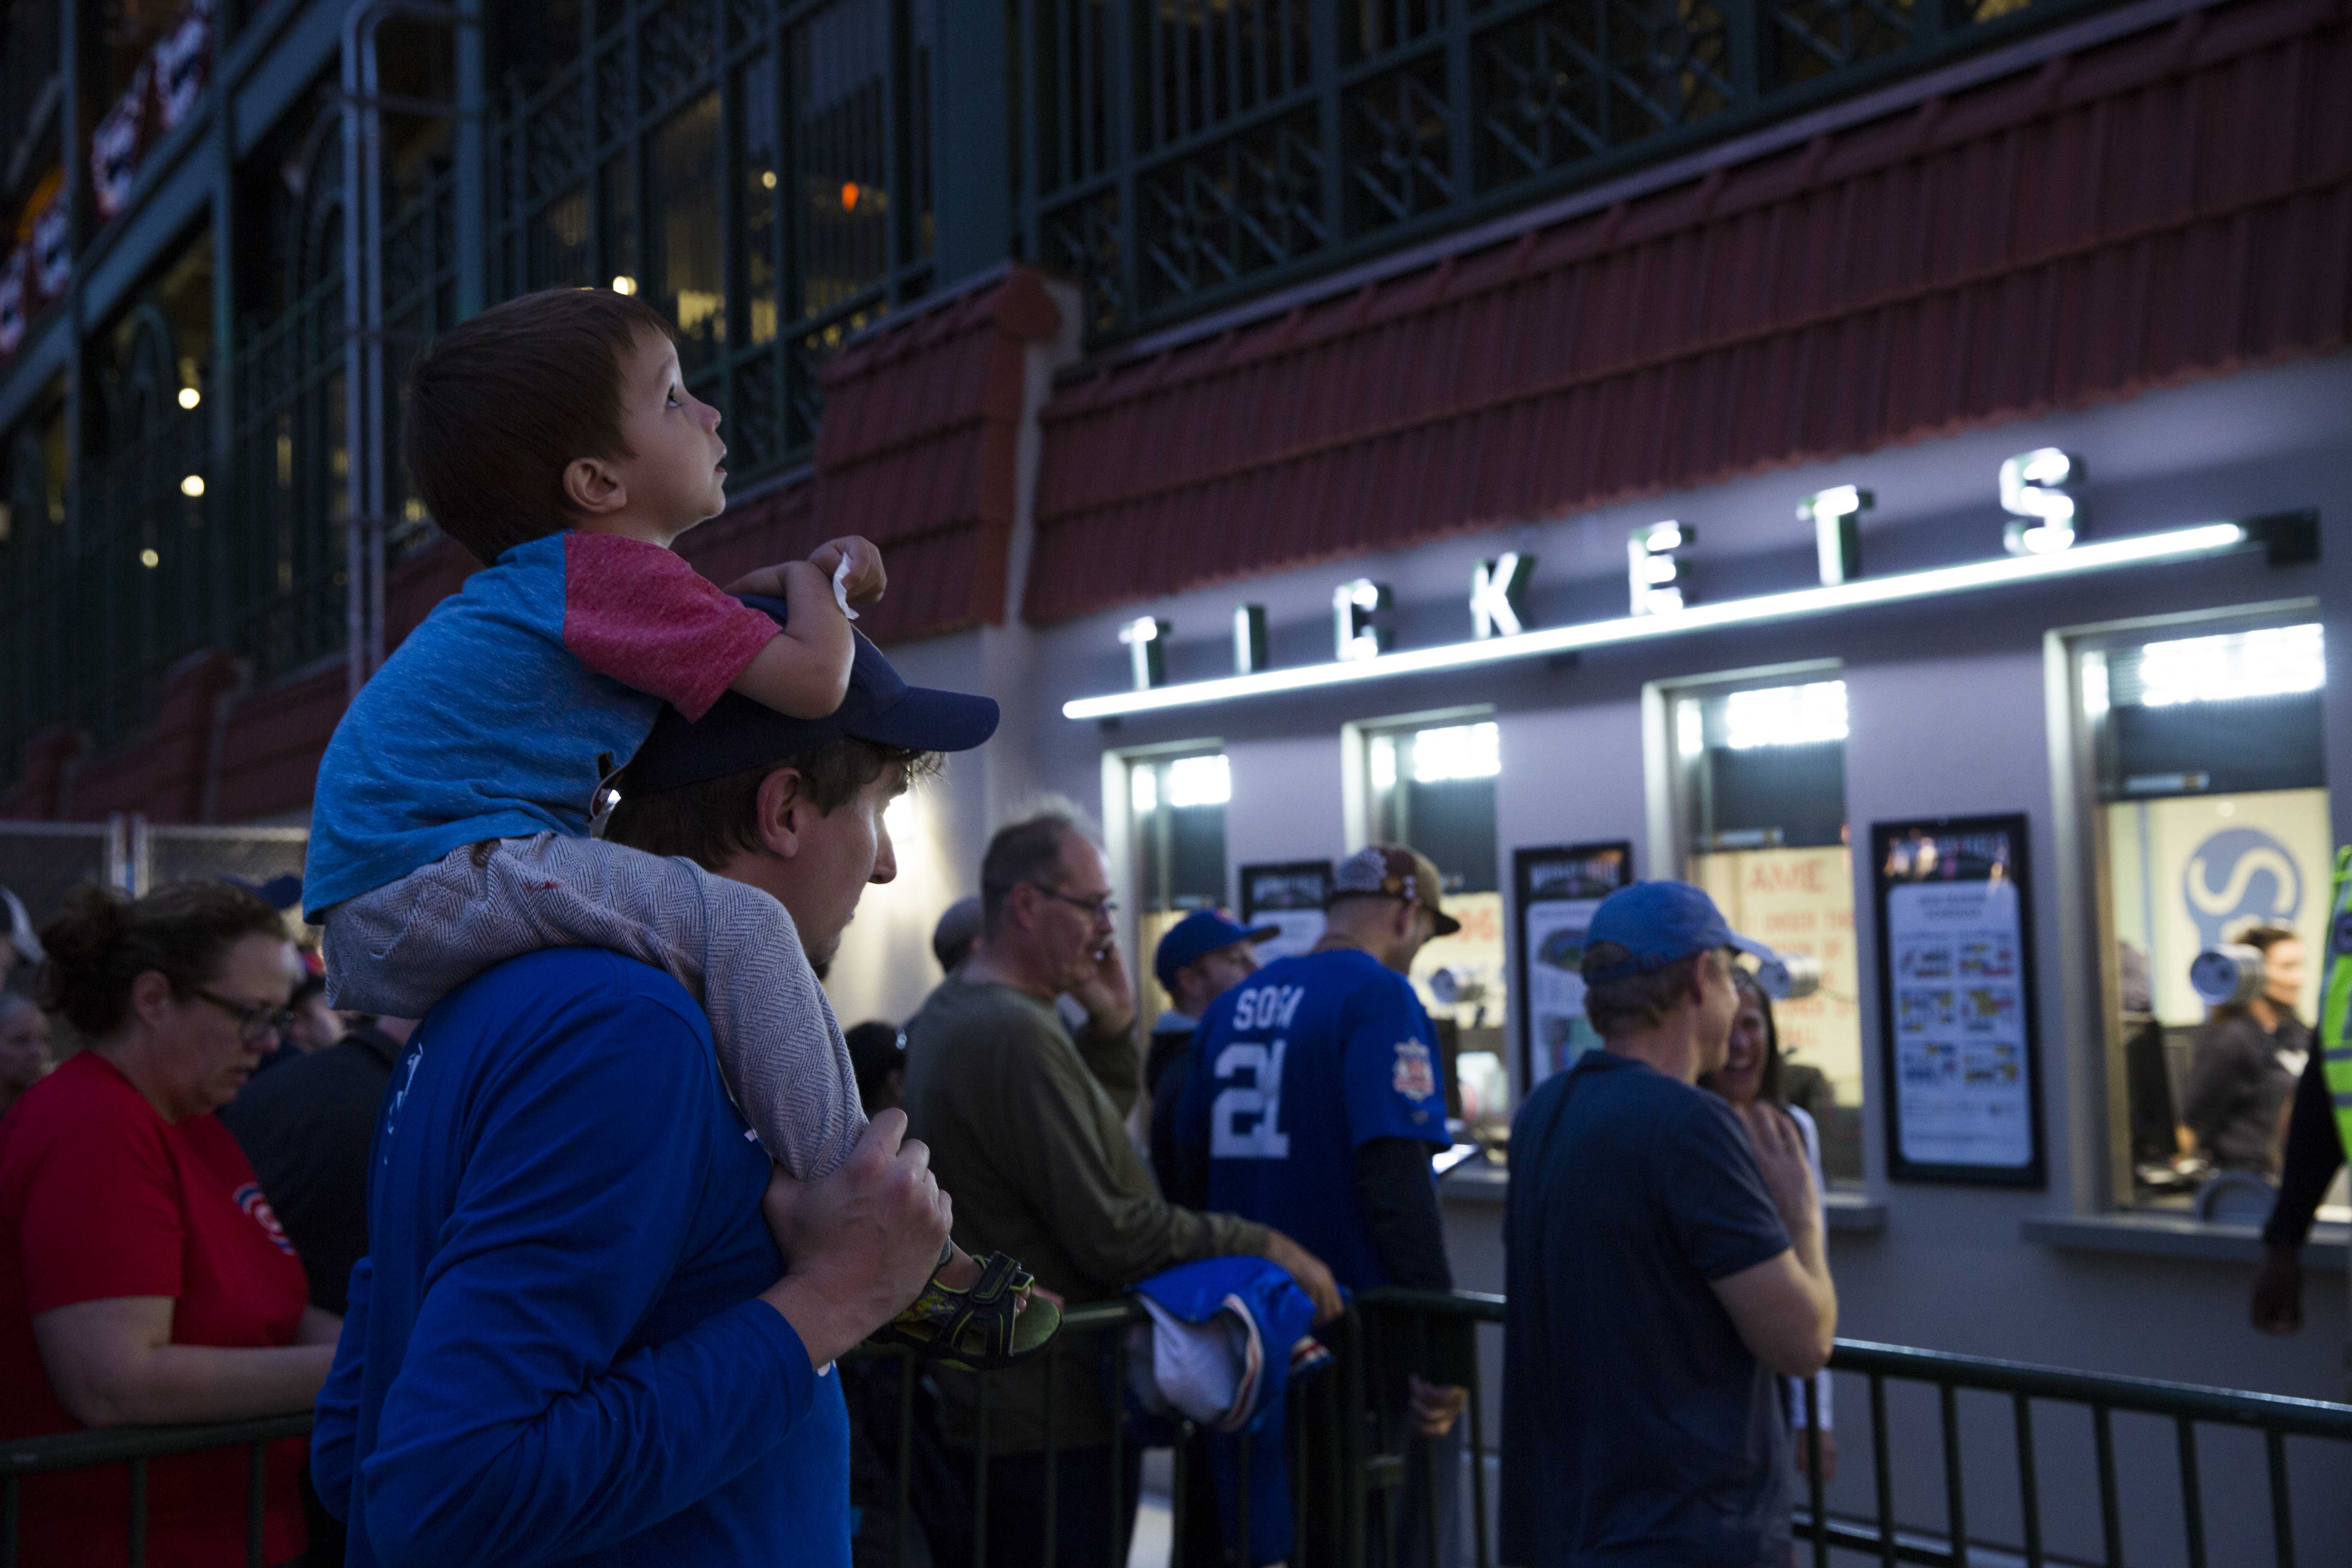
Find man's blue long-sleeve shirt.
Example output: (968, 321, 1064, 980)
(312, 947, 847, 1568)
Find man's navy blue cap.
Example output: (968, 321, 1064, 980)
(226, 873, 305, 913)
(1581, 880, 1780, 985)
(1154, 909, 1281, 991)
(621, 595, 1000, 794)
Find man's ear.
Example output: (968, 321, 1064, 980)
(561, 454, 627, 517)
(755, 767, 808, 860)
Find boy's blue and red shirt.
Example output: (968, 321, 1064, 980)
(302, 532, 777, 918)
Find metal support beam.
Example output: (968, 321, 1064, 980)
(341, 0, 474, 700)
(452, 0, 487, 318)
(931, 0, 1010, 285)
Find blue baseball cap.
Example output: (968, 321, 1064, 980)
(622, 595, 1000, 794)
(1581, 880, 1781, 986)
(1154, 909, 1281, 991)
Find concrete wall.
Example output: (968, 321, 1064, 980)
(911, 350, 2352, 1561)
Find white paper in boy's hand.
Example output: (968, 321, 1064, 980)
(832, 554, 860, 621)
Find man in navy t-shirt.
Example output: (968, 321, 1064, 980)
(1500, 881, 1838, 1567)
(312, 613, 995, 1567)
(1174, 844, 1468, 1559)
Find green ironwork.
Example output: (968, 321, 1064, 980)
(0, 0, 939, 781)
(1016, 0, 2124, 340)
(0, 0, 2158, 787)
(489, 0, 938, 474)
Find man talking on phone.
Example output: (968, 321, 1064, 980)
(901, 806, 1341, 1567)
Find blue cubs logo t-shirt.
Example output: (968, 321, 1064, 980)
(1175, 947, 1449, 1291)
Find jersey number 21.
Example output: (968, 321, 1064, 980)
(1212, 1039, 1290, 1159)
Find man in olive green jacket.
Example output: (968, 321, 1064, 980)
(903, 808, 1340, 1566)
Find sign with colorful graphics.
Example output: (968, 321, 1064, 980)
(2104, 788, 2331, 1025)
(1873, 814, 2046, 1186)
(1513, 842, 1634, 1088)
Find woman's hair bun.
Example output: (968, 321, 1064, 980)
(38, 881, 285, 1039)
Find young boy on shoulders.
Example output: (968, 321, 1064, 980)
(302, 288, 1047, 1368)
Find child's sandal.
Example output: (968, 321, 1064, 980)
(869, 1251, 1061, 1372)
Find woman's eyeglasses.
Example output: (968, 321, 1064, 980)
(190, 988, 298, 1045)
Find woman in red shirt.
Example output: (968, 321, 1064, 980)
(0, 881, 338, 1567)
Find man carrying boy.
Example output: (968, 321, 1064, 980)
(303, 288, 1048, 1368)
(312, 613, 992, 1566)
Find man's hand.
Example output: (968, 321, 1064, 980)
(807, 535, 886, 607)
(1263, 1229, 1343, 1325)
(2252, 1242, 2305, 1336)
(759, 1110, 951, 1367)
(1741, 1102, 1820, 1241)
(1407, 1376, 1468, 1440)
(1067, 933, 1136, 1039)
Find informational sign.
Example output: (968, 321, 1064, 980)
(1239, 861, 1333, 961)
(1513, 842, 1634, 1089)
(1873, 814, 2046, 1187)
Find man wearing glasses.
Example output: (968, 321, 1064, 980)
(901, 807, 1342, 1567)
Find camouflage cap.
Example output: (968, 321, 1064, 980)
(1329, 845, 1460, 937)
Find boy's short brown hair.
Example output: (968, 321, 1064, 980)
(402, 288, 679, 563)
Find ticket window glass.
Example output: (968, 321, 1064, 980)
(1130, 751, 1232, 1025)
(2079, 619, 2336, 1212)
(1670, 679, 1865, 1184)
(1363, 719, 1509, 1124)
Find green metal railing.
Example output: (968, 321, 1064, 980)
(9, 1290, 2351, 1568)
(0, 1412, 308, 1568)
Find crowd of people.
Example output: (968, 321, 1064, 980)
(0, 824, 1854, 1568)
(0, 284, 2334, 1568)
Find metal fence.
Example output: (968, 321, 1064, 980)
(0, 818, 128, 935)
(0, 816, 304, 917)
(8, 1287, 2351, 1568)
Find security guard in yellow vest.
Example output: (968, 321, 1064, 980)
(2251, 849, 2352, 1339)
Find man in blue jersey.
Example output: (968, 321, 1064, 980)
(1172, 844, 1471, 1563)
(311, 618, 989, 1568)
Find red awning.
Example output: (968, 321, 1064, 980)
(1023, 0, 2352, 626)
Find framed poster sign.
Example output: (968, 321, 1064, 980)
(1513, 842, 1635, 1090)
(1240, 860, 1334, 962)
(1872, 813, 2047, 1187)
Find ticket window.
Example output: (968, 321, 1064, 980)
(2077, 619, 2336, 1212)
(1129, 751, 1232, 1025)
(1362, 719, 1509, 1125)
(1669, 678, 1865, 1184)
